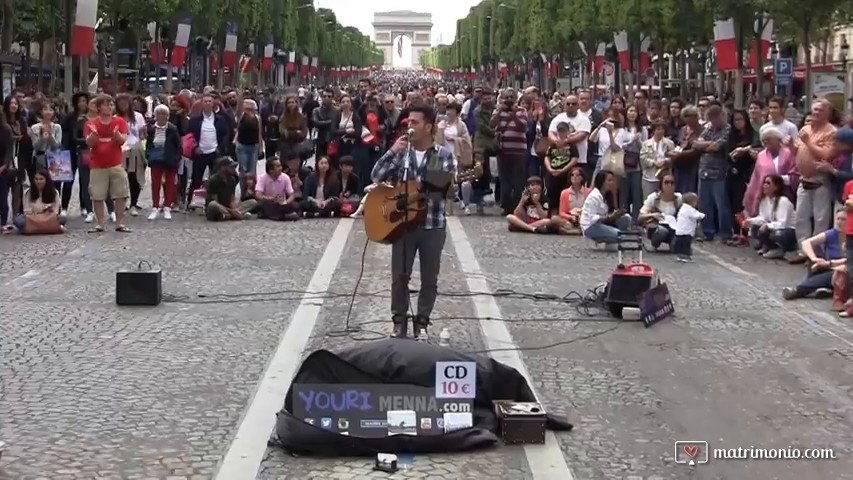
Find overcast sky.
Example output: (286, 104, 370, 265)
(316, 0, 480, 46)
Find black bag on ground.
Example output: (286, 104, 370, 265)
(270, 339, 572, 456)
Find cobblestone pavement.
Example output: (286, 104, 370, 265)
(3, 199, 853, 479)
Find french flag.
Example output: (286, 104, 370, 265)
(262, 41, 274, 71)
(222, 22, 238, 68)
(171, 18, 192, 67)
(301, 56, 308, 76)
(714, 19, 738, 71)
(640, 36, 651, 72)
(147, 23, 164, 64)
(747, 17, 773, 69)
(614, 31, 629, 70)
(70, 0, 98, 56)
(498, 62, 507, 78)
(594, 42, 606, 72)
(287, 52, 295, 73)
(310, 57, 318, 75)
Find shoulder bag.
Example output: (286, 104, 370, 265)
(601, 147, 625, 178)
(24, 213, 63, 235)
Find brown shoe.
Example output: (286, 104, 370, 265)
(413, 316, 430, 341)
(390, 315, 408, 338)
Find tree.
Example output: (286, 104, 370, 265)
(770, 0, 850, 104)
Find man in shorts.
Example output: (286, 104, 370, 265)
(85, 95, 131, 232)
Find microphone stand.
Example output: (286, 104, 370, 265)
(399, 131, 415, 338)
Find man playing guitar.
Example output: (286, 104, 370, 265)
(371, 105, 456, 339)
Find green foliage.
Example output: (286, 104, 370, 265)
(4, 0, 377, 67)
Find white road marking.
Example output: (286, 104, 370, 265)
(695, 246, 759, 278)
(447, 217, 575, 480)
(7, 269, 39, 289)
(214, 219, 355, 480)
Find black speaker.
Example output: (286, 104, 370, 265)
(116, 263, 162, 306)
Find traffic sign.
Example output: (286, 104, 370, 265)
(775, 57, 793, 86)
(435, 361, 476, 399)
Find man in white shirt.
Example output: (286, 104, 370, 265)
(188, 93, 226, 204)
(549, 95, 592, 180)
(761, 96, 800, 143)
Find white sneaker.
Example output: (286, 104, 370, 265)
(84, 212, 95, 223)
(464, 205, 473, 215)
(130, 207, 139, 217)
(109, 212, 116, 223)
(147, 209, 160, 221)
(60, 209, 67, 217)
(162, 207, 172, 220)
(80, 209, 88, 218)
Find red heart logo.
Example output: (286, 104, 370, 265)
(683, 445, 698, 458)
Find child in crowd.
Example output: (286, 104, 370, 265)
(506, 176, 557, 233)
(673, 192, 705, 262)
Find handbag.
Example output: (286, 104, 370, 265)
(327, 139, 339, 157)
(601, 148, 625, 177)
(23, 213, 63, 235)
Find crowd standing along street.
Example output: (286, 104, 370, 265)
(4, 1, 853, 478)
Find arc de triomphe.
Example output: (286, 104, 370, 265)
(372, 11, 432, 69)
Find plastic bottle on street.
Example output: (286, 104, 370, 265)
(438, 328, 450, 347)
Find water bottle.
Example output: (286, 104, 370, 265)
(438, 328, 450, 347)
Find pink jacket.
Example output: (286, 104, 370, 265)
(744, 147, 798, 216)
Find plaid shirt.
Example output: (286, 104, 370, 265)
(371, 143, 456, 230)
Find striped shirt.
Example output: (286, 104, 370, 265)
(493, 108, 529, 155)
(371, 143, 456, 230)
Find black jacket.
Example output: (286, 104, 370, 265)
(146, 122, 183, 169)
(333, 110, 363, 144)
(337, 171, 361, 198)
(303, 171, 341, 200)
(312, 105, 340, 145)
(188, 113, 230, 155)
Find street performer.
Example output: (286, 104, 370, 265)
(371, 105, 456, 339)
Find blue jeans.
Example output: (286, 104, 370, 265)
(699, 178, 732, 240)
(13, 213, 67, 231)
(527, 154, 543, 179)
(583, 214, 632, 244)
(236, 143, 259, 176)
(0, 173, 9, 226)
(619, 169, 643, 223)
(751, 225, 797, 251)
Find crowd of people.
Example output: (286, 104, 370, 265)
(1, 73, 852, 316)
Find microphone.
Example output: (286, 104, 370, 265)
(406, 128, 415, 138)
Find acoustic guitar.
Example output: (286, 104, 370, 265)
(363, 180, 427, 244)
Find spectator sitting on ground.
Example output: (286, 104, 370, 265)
(507, 176, 559, 233)
(580, 169, 631, 245)
(782, 209, 847, 307)
(205, 157, 257, 221)
(301, 156, 342, 218)
(556, 166, 589, 234)
(254, 157, 300, 221)
(638, 170, 683, 251)
(12, 168, 66, 233)
(746, 174, 796, 259)
(283, 151, 311, 200)
(337, 155, 362, 215)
